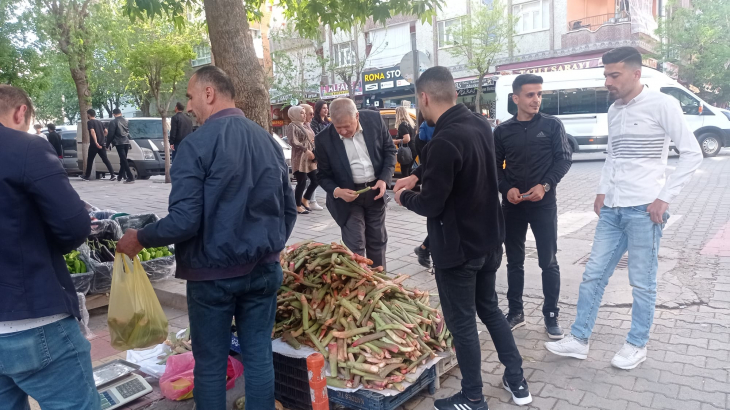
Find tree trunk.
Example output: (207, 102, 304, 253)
(160, 111, 171, 183)
(70, 67, 92, 173)
(140, 97, 151, 117)
(203, 0, 272, 133)
(475, 73, 484, 114)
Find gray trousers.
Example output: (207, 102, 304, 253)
(341, 190, 387, 269)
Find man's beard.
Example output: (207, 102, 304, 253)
(426, 119, 436, 127)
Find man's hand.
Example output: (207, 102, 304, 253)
(170, 144, 175, 151)
(522, 184, 546, 202)
(307, 151, 315, 161)
(506, 188, 523, 205)
(594, 194, 606, 216)
(96, 143, 102, 149)
(334, 188, 359, 203)
(394, 188, 406, 206)
(647, 199, 669, 224)
(393, 175, 418, 193)
(116, 229, 144, 257)
(373, 180, 387, 200)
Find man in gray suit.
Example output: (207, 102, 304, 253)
(314, 98, 397, 268)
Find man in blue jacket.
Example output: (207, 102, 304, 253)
(117, 66, 297, 410)
(0, 85, 97, 409)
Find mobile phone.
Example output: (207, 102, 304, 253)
(522, 194, 531, 198)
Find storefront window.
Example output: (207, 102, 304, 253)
(457, 92, 496, 118)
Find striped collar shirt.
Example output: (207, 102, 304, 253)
(598, 87, 703, 207)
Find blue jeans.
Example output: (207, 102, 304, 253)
(0, 316, 99, 410)
(187, 262, 283, 410)
(571, 204, 667, 347)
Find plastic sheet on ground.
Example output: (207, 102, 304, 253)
(159, 352, 243, 401)
(271, 338, 444, 397)
(115, 213, 160, 232)
(126, 344, 172, 379)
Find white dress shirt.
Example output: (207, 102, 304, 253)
(340, 123, 376, 184)
(598, 87, 703, 207)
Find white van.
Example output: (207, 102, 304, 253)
(76, 117, 170, 179)
(495, 67, 730, 157)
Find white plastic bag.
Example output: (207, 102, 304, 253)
(126, 344, 172, 378)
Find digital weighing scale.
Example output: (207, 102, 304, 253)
(93, 360, 153, 409)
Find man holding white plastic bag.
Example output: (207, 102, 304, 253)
(117, 66, 297, 410)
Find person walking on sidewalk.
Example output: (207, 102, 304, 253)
(116, 66, 296, 410)
(310, 100, 331, 136)
(495, 74, 573, 338)
(81, 109, 116, 181)
(0, 85, 98, 410)
(106, 108, 135, 183)
(286, 106, 318, 215)
(394, 67, 532, 408)
(545, 47, 703, 370)
(300, 103, 324, 211)
(394, 106, 416, 178)
(413, 112, 436, 269)
(315, 98, 396, 269)
(46, 123, 64, 159)
(170, 102, 193, 162)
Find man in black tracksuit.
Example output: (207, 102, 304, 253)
(495, 74, 572, 339)
(394, 67, 532, 409)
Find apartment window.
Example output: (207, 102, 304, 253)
(192, 44, 212, 67)
(513, 0, 550, 34)
(250, 28, 261, 39)
(333, 42, 354, 67)
(437, 18, 463, 49)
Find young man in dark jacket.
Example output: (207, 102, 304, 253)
(394, 67, 532, 409)
(46, 123, 64, 158)
(117, 66, 297, 410)
(169, 101, 193, 162)
(0, 85, 97, 409)
(81, 109, 116, 181)
(495, 74, 572, 338)
(106, 108, 134, 183)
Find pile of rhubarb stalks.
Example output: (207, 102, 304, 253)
(276, 241, 453, 391)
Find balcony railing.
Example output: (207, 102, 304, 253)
(568, 11, 631, 32)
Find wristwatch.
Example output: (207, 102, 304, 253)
(542, 183, 551, 192)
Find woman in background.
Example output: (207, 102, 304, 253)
(310, 100, 331, 136)
(394, 106, 417, 178)
(299, 104, 323, 210)
(285, 106, 318, 214)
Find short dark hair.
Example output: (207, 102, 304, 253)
(112, 108, 122, 115)
(415, 66, 456, 104)
(512, 74, 543, 94)
(193, 66, 235, 99)
(0, 85, 34, 124)
(602, 47, 642, 68)
(47, 123, 56, 131)
(175, 102, 185, 111)
(87, 109, 96, 117)
(34, 124, 42, 130)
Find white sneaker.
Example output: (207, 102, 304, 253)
(544, 334, 589, 359)
(309, 200, 324, 211)
(611, 343, 647, 370)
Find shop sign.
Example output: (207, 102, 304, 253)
(505, 58, 602, 74)
(455, 77, 497, 97)
(320, 81, 363, 99)
(642, 57, 658, 69)
(362, 65, 413, 93)
(272, 119, 284, 127)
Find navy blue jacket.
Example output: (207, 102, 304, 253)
(137, 109, 297, 281)
(0, 124, 90, 321)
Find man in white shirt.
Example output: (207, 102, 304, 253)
(314, 98, 397, 268)
(545, 47, 703, 370)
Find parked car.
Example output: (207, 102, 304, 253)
(76, 117, 170, 179)
(272, 132, 292, 177)
(61, 130, 82, 175)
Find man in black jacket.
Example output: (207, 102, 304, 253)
(394, 67, 531, 409)
(81, 110, 116, 181)
(46, 123, 63, 159)
(0, 85, 97, 409)
(315, 98, 396, 269)
(107, 108, 134, 183)
(495, 74, 572, 338)
(170, 101, 193, 162)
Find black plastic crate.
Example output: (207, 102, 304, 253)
(273, 352, 313, 410)
(328, 366, 437, 410)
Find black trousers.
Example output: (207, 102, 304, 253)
(341, 188, 387, 269)
(116, 145, 134, 181)
(84, 146, 115, 178)
(504, 203, 560, 317)
(434, 250, 524, 400)
(293, 171, 318, 206)
(399, 161, 414, 178)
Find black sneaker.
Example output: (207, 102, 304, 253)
(502, 375, 532, 406)
(123, 179, 135, 184)
(109, 175, 117, 181)
(414, 245, 431, 268)
(433, 390, 488, 410)
(505, 312, 525, 331)
(544, 314, 564, 339)
(79, 176, 90, 181)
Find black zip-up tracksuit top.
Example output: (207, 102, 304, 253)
(494, 113, 572, 208)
